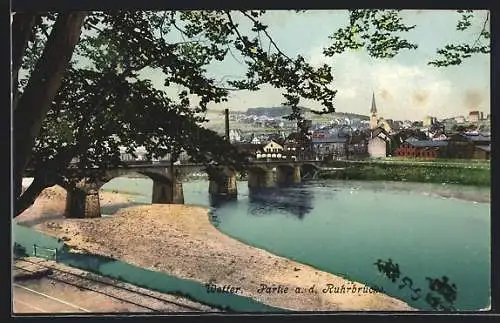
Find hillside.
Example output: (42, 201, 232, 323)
(329, 112, 370, 121)
(244, 106, 369, 121)
(245, 106, 310, 117)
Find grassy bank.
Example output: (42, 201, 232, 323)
(319, 159, 490, 187)
(371, 157, 490, 167)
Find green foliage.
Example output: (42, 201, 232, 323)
(346, 162, 490, 186)
(324, 10, 418, 59)
(322, 160, 490, 186)
(324, 10, 490, 67)
(19, 11, 338, 187)
(429, 11, 490, 67)
(375, 258, 458, 311)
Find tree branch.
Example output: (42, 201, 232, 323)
(170, 15, 189, 42)
(86, 23, 104, 33)
(224, 11, 258, 64)
(472, 11, 489, 48)
(239, 10, 292, 61)
(226, 44, 243, 65)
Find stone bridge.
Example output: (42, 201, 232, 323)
(25, 160, 324, 219)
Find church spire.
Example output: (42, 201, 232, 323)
(369, 91, 379, 130)
(370, 91, 377, 115)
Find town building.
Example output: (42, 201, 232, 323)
(348, 131, 369, 158)
(377, 118, 393, 134)
(251, 136, 261, 145)
(229, 129, 242, 143)
(256, 140, 285, 160)
(367, 127, 391, 158)
(311, 129, 347, 160)
(312, 137, 347, 160)
(391, 120, 403, 130)
(394, 140, 449, 159)
(447, 133, 491, 159)
(284, 132, 313, 160)
(473, 145, 491, 160)
(368, 137, 387, 158)
(401, 120, 412, 129)
(423, 116, 437, 127)
(468, 111, 480, 122)
(432, 133, 448, 141)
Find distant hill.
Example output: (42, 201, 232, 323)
(245, 106, 310, 117)
(245, 106, 369, 121)
(329, 112, 370, 121)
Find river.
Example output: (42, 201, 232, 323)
(16, 177, 491, 311)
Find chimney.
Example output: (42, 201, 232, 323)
(225, 108, 230, 142)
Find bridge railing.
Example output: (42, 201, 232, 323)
(25, 156, 320, 174)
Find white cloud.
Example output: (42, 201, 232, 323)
(306, 46, 462, 121)
(142, 44, 488, 122)
(206, 47, 465, 121)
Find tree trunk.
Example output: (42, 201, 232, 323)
(15, 175, 50, 216)
(13, 12, 87, 216)
(11, 12, 37, 110)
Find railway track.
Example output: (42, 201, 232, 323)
(13, 258, 218, 313)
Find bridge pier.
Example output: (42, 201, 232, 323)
(152, 180, 184, 204)
(276, 166, 301, 186)
(208, 169, 238, 200)
(64, 180, 102, 219)
(293, 166, 301, 183)
(248, 168, 276, 189)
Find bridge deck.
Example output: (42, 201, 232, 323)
(25, 160, 324, 174)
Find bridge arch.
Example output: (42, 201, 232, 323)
(97, 168, 184, 205)
(301, 163, 321, 179)
(100, 169, 173, 188)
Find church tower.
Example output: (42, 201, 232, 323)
(370, 92, 378, 130)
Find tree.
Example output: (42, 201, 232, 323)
(13, 12, 88, 209)
(323, 10, 490, 67)
(14, 10, 338, 217)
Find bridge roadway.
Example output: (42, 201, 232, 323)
(23, 160, 334, 183)
(23, 159, 324, 173)
(113, 159, 323, 169)
(23, 160, 345, 182)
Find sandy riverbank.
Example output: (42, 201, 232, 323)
(19, 190, 414, 311)
(16, 186, 134, 227)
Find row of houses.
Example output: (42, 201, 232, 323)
(235, 127, 491, 162)
(394, 133, 491, 160)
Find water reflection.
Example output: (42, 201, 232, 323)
(209, 196, 239, 208)
(247, 186, 314, 219)
(208, 198, 239, 228)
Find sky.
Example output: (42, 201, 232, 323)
(145, 10, 490, 122)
